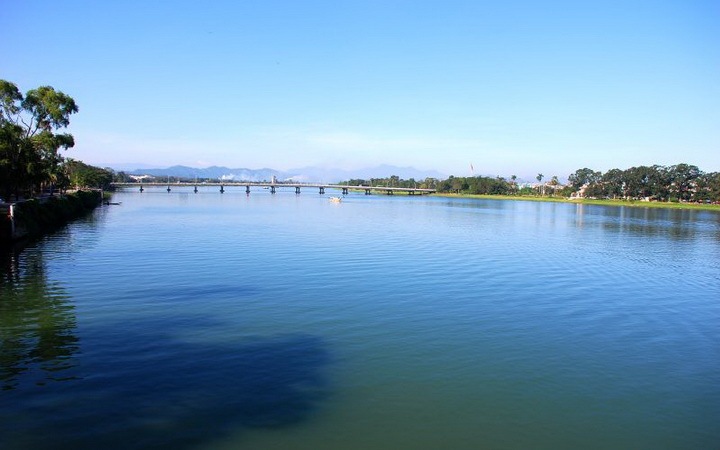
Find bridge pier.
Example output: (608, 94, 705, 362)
(112, 182, 435, 196)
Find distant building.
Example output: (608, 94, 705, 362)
(271, 175, 277, 184)
(570, 184, 589, 199)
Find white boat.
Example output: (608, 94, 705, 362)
(329, 196, 342, 203)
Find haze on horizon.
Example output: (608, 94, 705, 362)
(2, 0, 718, 181)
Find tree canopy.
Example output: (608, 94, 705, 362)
(1, 80, 79, 199)
(569, 164, 717, 202)
(64, 159, 113, 190)
(343, 164, 720, 203)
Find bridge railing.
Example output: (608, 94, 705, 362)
(111, 182, 436, 194)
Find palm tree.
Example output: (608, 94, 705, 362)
(549, 175, 559, 197)
(536, 173, 544, 196)
(511, 174, 517, 194)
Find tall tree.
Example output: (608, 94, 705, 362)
(568, 168, 601, 192)
(601, 168, 624, 199)
(536, 173, 544, 196)
(0, 80, 78, 199)
(667, 163, 700, 201)
(64, 159, 113, 189)
(549, 175, 559, 196)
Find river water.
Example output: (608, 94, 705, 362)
(1, 188, 719, 449)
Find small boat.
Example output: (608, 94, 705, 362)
(329, 196, 342, 203)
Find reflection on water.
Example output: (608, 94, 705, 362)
(2, 192, 719, 450)
(0, 251, 332, 449)
(2, 325, 331, 449)
(573, 203, 720, 241)
(0, 250, 80, 390)
(1, 241, 332, 449)
(71, 331, 327, 450)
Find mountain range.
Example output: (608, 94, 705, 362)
(119, 164, 447, 183)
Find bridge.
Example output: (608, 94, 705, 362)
(111, 182, 436, 196)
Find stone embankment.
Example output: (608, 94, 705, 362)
(1, 190, 103, 248)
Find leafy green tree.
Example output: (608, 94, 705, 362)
(64, 159, 113, 189)
(667, 163, 700, 201)
(607, 169, 624, 198)
(703, 172, 720, 202)
(0, 80, 78, 199)
(421, 177, 438, 189)
(568, 168, 601, 192)
(622, 166, 653, 199)
(112, 171, 131, 183)
(451, 176, 464, 193)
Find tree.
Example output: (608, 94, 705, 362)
(549, 175, 559, 196)
(536, 173, 544, 196)
(601, 168, 624, 199)
(451, 176, 464, 193)
(64, 159, 113, 189)
(568, 168, 601, 192)
(422, 177, 438, 190)
(0, 79, 78, 199)
(667, 163, 700, 201)
(703, 172, 720, 202)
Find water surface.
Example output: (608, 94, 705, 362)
(1, 189, 719, 449)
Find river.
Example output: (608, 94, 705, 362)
(1, 188, 719, 449)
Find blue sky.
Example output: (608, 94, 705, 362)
(2, 0, 718, 179)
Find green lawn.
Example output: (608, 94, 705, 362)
(431, 193, 720, 211)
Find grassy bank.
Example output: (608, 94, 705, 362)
(431, 193, 720, 211)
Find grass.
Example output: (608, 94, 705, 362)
(431, 193, 720, 211)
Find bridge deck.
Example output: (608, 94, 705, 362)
(112, 182, 436, 194)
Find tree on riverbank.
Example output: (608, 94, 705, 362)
(536, 174, 544, 196)
(341, 163, 720, 203)
(64, 159, 113, 190)
(568, 164, 719, 202)
(1, 79, 78, 199)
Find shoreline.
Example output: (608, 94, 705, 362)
(1, 190, 104, 250)
(431, 193, 720, 211)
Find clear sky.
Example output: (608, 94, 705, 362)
(2, 0, 718, 179)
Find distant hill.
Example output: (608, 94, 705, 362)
(124, 165, 279, 181)
(120, 165, 446, 182)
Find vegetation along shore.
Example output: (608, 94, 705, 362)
(1, 80, 111, 247)
(1, 190, 104, 247)
(343, 165, 720, 211)
(431, 193, 720, 211)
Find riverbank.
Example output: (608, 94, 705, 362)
(1, 190, 104, 248)
(431, 193, 720, 211)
